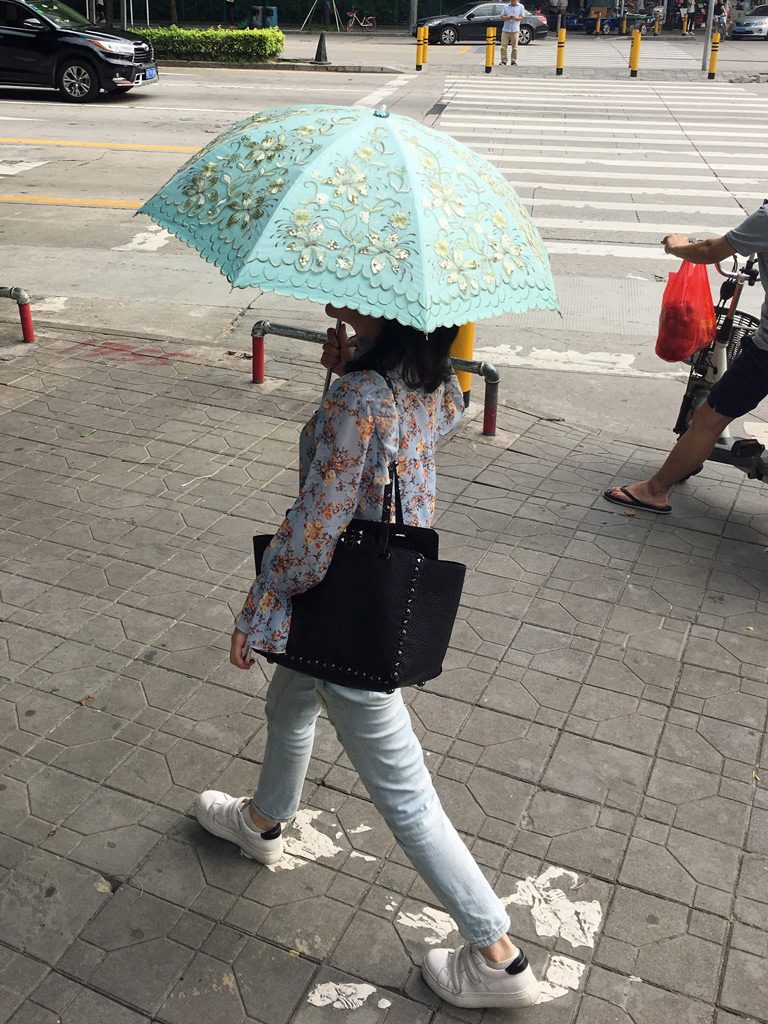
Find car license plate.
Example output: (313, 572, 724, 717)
(146, 67, 156, 79)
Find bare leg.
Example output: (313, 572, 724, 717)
(248, 806, 278, 830)
(479, 935, 517, 962)
(606, 402, 733, 509)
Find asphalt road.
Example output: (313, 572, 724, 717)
(1, 38, 767, 448)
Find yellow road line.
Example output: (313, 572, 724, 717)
(0, 194, 143, 209)
(0, 136, 197, 153)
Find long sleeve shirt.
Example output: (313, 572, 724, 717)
(236, 367, 465, 654)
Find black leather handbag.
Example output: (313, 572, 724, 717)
(250, 464, 466, 693)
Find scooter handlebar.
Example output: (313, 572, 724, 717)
(714, 254, 759, 285)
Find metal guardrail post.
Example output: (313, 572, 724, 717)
(250, 320, 501, 436)
(0, 286, 36, 342)
(451, 357, 500, 436)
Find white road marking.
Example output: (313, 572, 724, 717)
(112, 225, 172, 252)
(535, 217, 721, 234)
(396, 906, 458, 945)
(441, 94, 768, 111)
(0, 159, 47, 175)
(453, 142, 723, 157)
(537, 956, 587, 1004)
(498, 166, 760, 185)
(442, 123, 768, 149)
(503, 866, 603, 949)
(356, 74, 415, 108)
(443, 76, 756, 90)
(472, 154, 753, 174)
(441, 108, 768, 130)
(33, 296, 68, 313)
(307, 982, 377, 1010)
(742, 421, 768, 445)
(268, 808, 342, 871)
(524, 197, 743, 214)
(475, 344, 687, 380)
(0, 116, 43, 122)
(454, 133, 768, 152)
(532, 182, 765, 199)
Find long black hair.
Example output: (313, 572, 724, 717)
(347, 320, 459, 394)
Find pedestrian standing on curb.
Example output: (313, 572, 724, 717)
(499, 0, 525, 65)
(193, 303, 541, 1011)
(713, 0, 726, 34)
(685, 0, 696, 33)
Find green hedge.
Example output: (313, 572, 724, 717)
(129, 25, 285, 61)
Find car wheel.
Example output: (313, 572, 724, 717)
(600, 20, 612, 32)
(57, 58, 100, 102)
(439, 24, 458, 43)
(518, 24, 533, 43)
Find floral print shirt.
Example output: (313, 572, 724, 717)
(236, 368, 464, 654)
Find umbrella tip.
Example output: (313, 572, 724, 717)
(373, 105, 390, 119)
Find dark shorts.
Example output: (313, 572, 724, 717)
(707, 335, 768, 419)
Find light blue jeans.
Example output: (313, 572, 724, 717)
(252, 666, 511, 947)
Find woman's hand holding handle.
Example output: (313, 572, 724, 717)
(321, 321, 352, 376)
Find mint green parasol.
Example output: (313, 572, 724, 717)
(139, 104, 558, 332)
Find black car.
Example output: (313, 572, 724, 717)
(0, 0, 157, 101)
(412, 3, 549, 45)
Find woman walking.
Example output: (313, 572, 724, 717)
(195, 303, 539, 1010)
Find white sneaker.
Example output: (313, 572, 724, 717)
(422, 945, 539, 1009)
(195, 790, 283, 865)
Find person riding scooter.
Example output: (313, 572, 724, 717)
(604, 202, 768, 514)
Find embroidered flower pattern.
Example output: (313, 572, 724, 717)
(144, 106, 556, 328)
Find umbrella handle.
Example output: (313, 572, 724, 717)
(322, 319, 343, 396)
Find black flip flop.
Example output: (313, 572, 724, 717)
(603, 486, 672, 515)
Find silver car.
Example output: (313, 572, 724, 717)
(732, 2, 768, 36)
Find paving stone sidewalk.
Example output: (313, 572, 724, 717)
(0, 328, 766, 1024)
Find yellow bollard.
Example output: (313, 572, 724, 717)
(595, 12, 601, 32)
(416, 26, 424, 70)
(629, 26, 641, 74)
(708, 30, 720, 78)
(628, 25, 636, 65)
(485, 26, 495, 72)
(556, 25, 566, 74)
(681, 11, 688, 33)
(653, 10, 661, 33)
(422, 24, 429, 63)
(621, 13, 627, 33)
(451, 324, 475, 406)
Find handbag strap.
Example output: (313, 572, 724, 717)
(376, 372, 405, 555)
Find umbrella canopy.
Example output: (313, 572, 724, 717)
(140, 104, 558, 332)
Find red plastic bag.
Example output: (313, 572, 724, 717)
(655, 261, 717, 362)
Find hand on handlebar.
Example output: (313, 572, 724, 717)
(662, 233, 690, 255)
